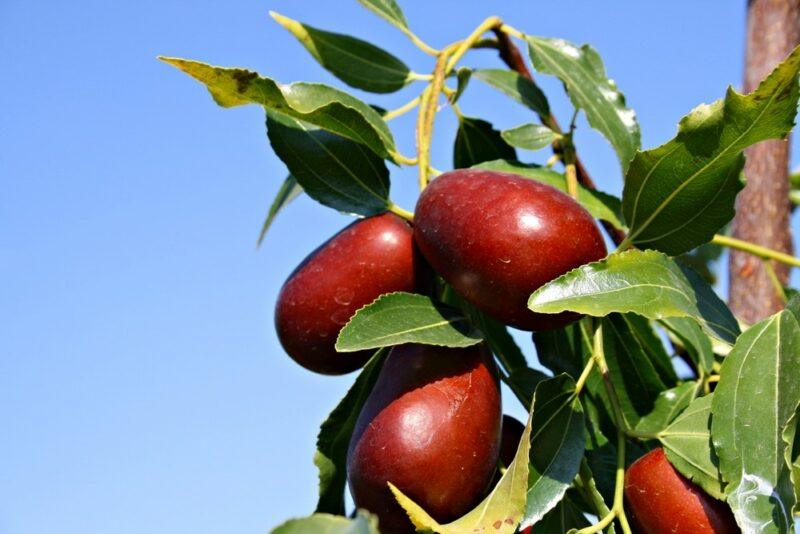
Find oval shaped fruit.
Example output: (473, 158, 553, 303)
(624, 448, 738, 533)
(347, 343, 502, 533)
(413, 169, 607, 331)
(275, 213, 419, 375)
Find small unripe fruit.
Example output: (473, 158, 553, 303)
(347, 343, 502, 533)
(413, 169, 606, 331)
(275, 213, 419, 375)
(624, 448, 738, 533)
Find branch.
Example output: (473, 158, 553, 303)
(492, 28, 628, 246)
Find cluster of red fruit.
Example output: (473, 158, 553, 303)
(275, 170, 737, 533)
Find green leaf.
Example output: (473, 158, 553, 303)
(474, 160, 625, 231)
(575, 462, 616, 534)
(501, 123, 557, 151)
(314, 349, 388, 514)
(635, 381, 698, 434)
(450, 67, 472, 105)
(271, 511, 379, 534)
(266, 113, 390, 216)
(463, 303, 528, 373)
(659, 394, 726, 500)
(356, 0, 407, 31)
(536, 495, 591, 532)
(271, 12, 411, 94)
(660, 316, 715, 374)
(677, 241, 724, 285)
(520, 375, 585, 529)
(505, 367, 549, 409)
(257, 175, 303, 246)
(472, 69, 551, 117)
(711, 310, 800, 532)
(786, 294, 800, 323)
(335, 292, 483, 352)
(390, 374, 535, 534)
(528, 249, 741, 345)
(453, 117, 516, 169)
(526, 37, 640, 172)
(621, 313, 678, 387)
(622, 46, 800, 255)
(601, 314, 668, 428)
(159, 57, 396, 159)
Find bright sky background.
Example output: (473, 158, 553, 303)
(2, 1, 799, 533)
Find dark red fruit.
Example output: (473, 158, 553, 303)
(624, 448, 738, 533)
(275, 213, 419, 375)
(499, 415, 526, 468)
(347, 344, 502, 533)
(413, 169, 607, 331)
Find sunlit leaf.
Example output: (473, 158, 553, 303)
(711, 310, 800, 532)
(527, 36, 640, 172)
(472, 69, 551, 117)
(356, 0, 407, 30)
(270, 511, 379, 534)
(528, 249, 741, 345)
(474, 160, 625, 230)
(520, 376, 585, 529)
(314, 349, 388, 514)
(257, 175, 303, 246)
(271, 12, 411, 93)
(501, 123, 557, 151)
(635, 381, 698, 434)
(336, 292, 483, 352)
(453, 117, 516, 169)
(159, 57, 396, 159)
(622, 46, 800, 255)
(660, 316, 715, 374)
(267, 113, 390, 216)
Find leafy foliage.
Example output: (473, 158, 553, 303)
(528, 249, 741, 344)
(267, 113, 391, 216)
(336, 292, 483, 351)
(622, 46, 800, 255)
(453, 117, 516, 168)
(527, 36, 641, 172)
(159, 57, 396, 159)
(711, 310, 800, 531)
(271, 12, 412, 93)
(168, 8, 800, 533)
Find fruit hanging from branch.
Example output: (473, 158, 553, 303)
(346, 343, 501, 533)
(163, 1, 800, 532)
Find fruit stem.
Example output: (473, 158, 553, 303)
(388, 203, 414, 221)
(573, 354, 596, 395)
(763, 258, 789, 303)
(613, 428, 634, 534)
(576, 459, 614, 532)
(712, 233, 800, 268)
(445, 16, 503, 72)
(399, 27, 440, 56)
(565, 162, 579, 199)
(390, 151, 418, 166)
(383, 95, 421, 121)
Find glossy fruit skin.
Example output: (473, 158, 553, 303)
(275, 213, 419, 375)
(624, 448, 738, 534)
(499, 415, 526, 468)
(347, 343, 502, 533)
(413, 169, 607, 331)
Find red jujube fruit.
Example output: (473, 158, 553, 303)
(275, 213, 419, 375)
(347, 343, 502, 533)
(413, 169, 607, 331)
(624, 448, 738, 533)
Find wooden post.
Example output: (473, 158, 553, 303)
(729, 0, 800, 323)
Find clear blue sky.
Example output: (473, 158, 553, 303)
(2, 1, 798, 533)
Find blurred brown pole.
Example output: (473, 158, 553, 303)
(729, 0, 800, 323)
